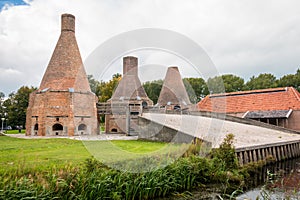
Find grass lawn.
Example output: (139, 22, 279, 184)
(0, 136, 182, 174)
(4, 129, 26, 134)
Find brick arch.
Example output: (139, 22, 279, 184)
(34, 123, 38, 136)
(78, 123, 87, 135)
(110, 127, 118, 133)
(78, 123, 87, 131)
(34, 123, 38, 130)
(52, 123, 64, 136)
(52, 123, 63, 131)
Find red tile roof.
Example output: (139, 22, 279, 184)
(197, 87, 300, 113)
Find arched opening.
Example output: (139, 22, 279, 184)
(53, 123, 63, 130)
(78, 124, 87, 135)
(52, 123, 63, 136)
(111, 128, 118, 133)
(34, 123, 38, 136)
(174, 105, 181, 110)
(142, 101, 148, 108)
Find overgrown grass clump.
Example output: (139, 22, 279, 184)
(0, 134, 251, 199)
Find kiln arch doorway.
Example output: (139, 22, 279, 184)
(52, 123, 63, 136)
(111, 128, 118, 133)
(34, 123, 38, 136)
(78, 124, 87, 135)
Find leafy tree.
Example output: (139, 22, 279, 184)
(143, 80, 163, 104)
(207, 76, 224, 94)
(222, 74, 244, 92)
(245, 73, 278, 90)
(207, 74, 244, 94)
(97, 73, 122, 102)
(277, 69, 300, 91)
(4, 86, 37, 128)
(87, 75, 101, 96)
(183, 77, 208, 103)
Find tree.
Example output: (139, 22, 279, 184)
(87, 75, 101, 96)
(97, 73, 122, 102)
(207, 74, 245, 94)
(222, 74, 245, 92)
(277, 69, 300, 92)
(143, 80, 163, 104)
(183, 77, 208, 103)
(245, 73, 278, 90)
(4, 86, 37, 128)
(0, 92, 4, 99)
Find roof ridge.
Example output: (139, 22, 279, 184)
(209, 87, 287, 98)
(209, 87, 287, 97)
(290, 87, 300, 101)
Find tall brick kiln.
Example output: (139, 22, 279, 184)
(157, 66, 191, 109)
(26, 14, 98, 136)
(104, 56, 153, 134)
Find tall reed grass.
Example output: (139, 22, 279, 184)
(0, 134, 247, 199)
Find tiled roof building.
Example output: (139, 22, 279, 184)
(197, 87, 300, 131)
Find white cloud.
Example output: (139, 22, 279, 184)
(0, 0, 300, 96)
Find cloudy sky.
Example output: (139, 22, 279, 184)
(0, 0, 299, 96)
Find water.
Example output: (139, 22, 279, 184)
(237, 158, 300, 200)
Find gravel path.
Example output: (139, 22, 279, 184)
(4, 133, 138, 141)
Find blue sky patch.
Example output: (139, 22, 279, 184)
(0, 0, 29, 10)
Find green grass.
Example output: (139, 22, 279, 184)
(4, 129, 26, 134)
(0, 136, 90, 174)
(0, 134, 246, 200)
(112, 140, 168, 153)
(0, 136, 176, 174)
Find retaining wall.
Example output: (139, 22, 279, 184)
(235, 140, 300, 165)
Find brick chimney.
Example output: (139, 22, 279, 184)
(39, 13, 90, 92)
(61, 13, 75, 32)
(123, 56, 138, 76)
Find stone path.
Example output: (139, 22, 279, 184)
(141, 113, 300, 149)
(4, 133, 138, 141)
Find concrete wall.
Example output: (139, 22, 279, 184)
(138, 116, 195, 143)
(287, 110, 300, 131)
(236, 141, 300, 165)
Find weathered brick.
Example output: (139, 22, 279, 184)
(26, 14, 98, 136)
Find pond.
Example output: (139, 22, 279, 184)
(237, 158, 300, 200)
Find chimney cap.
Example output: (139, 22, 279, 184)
(61, 13, 75, 32)
(62, 13, 75, 18)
